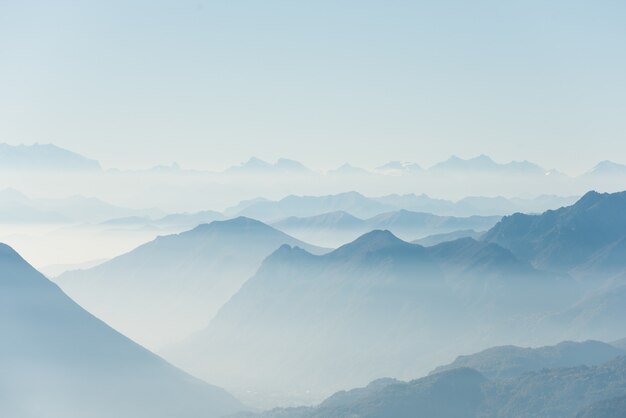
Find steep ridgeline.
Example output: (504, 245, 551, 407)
(169, 232, 570, 401)
(483, 190, 626, 278)
(237, 354, 626, 418)
(272, 209, 499, 247)
(0, 243, 244, 418)
(483, 191, 626, 342)
(57, 217, 326, 349)
(430, 340, 625, 379)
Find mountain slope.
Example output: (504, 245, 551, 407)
(430, 340, 625, 379)
(170, 230, 463, 401)
(170, 232, 564, 403)
(239, 356, 626, 418)
(272, 209, 500, 247)
(0, 243, 244, 418)
(57, 217, 325, 349)
(483, 191, 626, 275)
(235, 191, 395, 221)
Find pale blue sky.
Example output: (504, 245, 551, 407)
(1, 1, 625, 173)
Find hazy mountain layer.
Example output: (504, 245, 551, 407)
(229, 191, 577, 222)
(57, 217, 326, 348)
(0, 243, 244, 418)
(237, 355, 626, 418)
(272, 209, 499, 246)
(169, 232, 571, 403)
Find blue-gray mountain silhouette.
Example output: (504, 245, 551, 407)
(483, 191, 626, 276)
(57, 217, 326, 348)
(430, 340, 625, 379)
(0, 243, 244, 418)
(170, 231, 566, 400)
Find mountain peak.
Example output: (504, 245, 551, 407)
(190, 216, 269, 233)
(331, 229, 411, 257)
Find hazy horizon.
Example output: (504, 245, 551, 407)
(2, 1, 626, 174)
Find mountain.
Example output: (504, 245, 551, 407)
(374, 161, 422, 175)
(170, 230, 463, 401)
(57, 217, 325, 349)
(483, 190, 626, 276)
(413, 229, 483, 246)
(0, 243, 244, 418)
(366, 210, 500, 241)
(586, 161, 626, 177)
(0, 143, 101, 171)
(169, 232, 565, 403)
(374, 193, 457, 214)
(226, 157, 312, 175)
(228, 192, 577, 223)
(430, 340, 625, 379)
(271, 211, 364, 247)
(154, 210, 225, 228)
(233, 191, 395, 222)
(272, 209, 500, 247)
(327, 163, 372, 176)
(429, 155, 546, 176)
(238, 356, 626, 418)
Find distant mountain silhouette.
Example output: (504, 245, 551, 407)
(430, 340, 625, 379)
(0, 243, 244, 418)
(327, 162, 372, 175)
(374, 161, 423, 175)
(413, 229, 483, 246)
(272, 209, 499, 246)
(229, 191, 577, 222)
(0, 143, 101, 171)
(57, 217, 325, 348)
(233, 191, 395, 221)
(428, 155, 546, 176)
(483, 191, 626, 275)
(367, 210, 499, 241)
(226, 157, 312, 174)
(585, 161, 626, 177)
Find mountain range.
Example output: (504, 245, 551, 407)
(4, 143, 626, 181)
(0, 242, 244, 418)
(483, 190, 626, 276)
(271, 209, 500, 247)
(167, 230, 573, 402)
(57, 217, 326, 349)
(226, 191, 578, 221)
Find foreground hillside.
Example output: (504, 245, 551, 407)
(0, 243, 245, 418)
